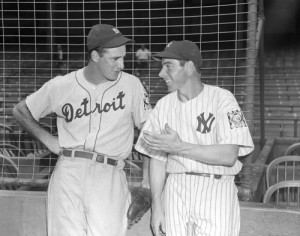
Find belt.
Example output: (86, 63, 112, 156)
(185, 172, 222, 180)
(62, 150, 118, 166)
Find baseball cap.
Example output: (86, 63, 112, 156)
(87, 24, 134, 51)
(153, 40, 202, 70)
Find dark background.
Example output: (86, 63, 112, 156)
(2, 0, 299, 53)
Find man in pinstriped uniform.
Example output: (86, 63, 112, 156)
(135, 40, 254, 236)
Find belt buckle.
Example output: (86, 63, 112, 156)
(214, 174, 222, 180)
(96, 154, 105, 163)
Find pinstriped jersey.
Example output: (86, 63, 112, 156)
(26, 68, 151, 159)
(135, 83, 254, 175)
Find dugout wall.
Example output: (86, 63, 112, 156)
(0, 0, 258, 191)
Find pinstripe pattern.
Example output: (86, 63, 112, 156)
(135, 83, 254, 175)
(165, 174, 239, 236)
(135, 83, 254, 236)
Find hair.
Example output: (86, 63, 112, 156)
(179, 60, 201, 74)
(88, 47, 107, 61)
(95, 47, 107, 57)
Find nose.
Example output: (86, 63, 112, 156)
(118, 58, 124, 70)
(159, 68, 167, 78)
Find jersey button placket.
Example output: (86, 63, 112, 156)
(91, 105, 100, 131)
(85, 97, 101, 150)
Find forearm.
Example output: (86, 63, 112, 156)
(140, 154, 150, 188)
(13, 100, 50, 142)
(142, 154, 150, 178)
(12, 100, 59, 154)
(150, 158, 166, 205)
(177, 142, 239, 167)
(143, 125, 239, 167)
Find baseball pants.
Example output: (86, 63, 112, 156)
(164, 173, 240, 236)
(47, 155, 130, 236)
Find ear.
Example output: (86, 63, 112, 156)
(91, 50, 99, 62)
(184, 61, 195, 75)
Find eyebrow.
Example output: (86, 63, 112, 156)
(112, 55, 123, 60)
(162, 61, 172, 66)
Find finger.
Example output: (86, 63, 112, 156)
(143, 138, 158, 150)
(151, 222, 160, 236)
(143, 130, 153, 136)
(165, 123, 174, 134)
(143, 134, 154, 144)
(143, 133, 162, 145)
(142, 183, 150, 189)
(143, 131, 153, 138)
(160, 221, 166, 234)
(141, 180, 150, 189)
(143, 131, 160, 141)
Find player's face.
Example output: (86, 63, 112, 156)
(97, 45, 126, 82)
(159, 59, 187, 92)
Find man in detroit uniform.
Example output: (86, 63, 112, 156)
(13, 24, 151, 236)
(135, 40, 254, 236)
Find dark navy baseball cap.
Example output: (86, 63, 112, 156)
(153, 40, 202, 70)
(87, 24, 134, 51)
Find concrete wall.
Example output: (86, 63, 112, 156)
(1, 190, 300, 236)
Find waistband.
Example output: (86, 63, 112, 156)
(62, 149, 118, 167)
(177, 172, 223, 180)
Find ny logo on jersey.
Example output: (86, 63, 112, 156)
(196, 112, 215, 133)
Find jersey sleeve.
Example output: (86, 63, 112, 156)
(216, 91, 254, 156)
(131, 79, 152, 130)
(134, 104, 168, 162)
(26, 78, 56, 121)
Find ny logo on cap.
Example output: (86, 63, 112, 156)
(112, 28, 120, 34)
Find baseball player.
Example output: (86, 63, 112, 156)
(13, 24, 152, 236)
(135, 40, 254, 236)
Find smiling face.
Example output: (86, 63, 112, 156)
(158, 58, 188, 92)
(95, 45, 126, 82)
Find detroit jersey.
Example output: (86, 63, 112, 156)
(26, 68, 151, 159)
(135, 83, 254, 175)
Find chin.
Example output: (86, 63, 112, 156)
(167, 86, 177, 93)
(107, 74, 119, 81)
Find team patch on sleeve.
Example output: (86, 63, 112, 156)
(143, 92, 152, 110)
(227, 110, 247, 129)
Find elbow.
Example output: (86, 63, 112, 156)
(223, 146, 239, 167)
(224, 158, 237, 167)
(221, 156, 237, 167)
(12, 100, 26, 121)
(12, 103, 21, 119)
